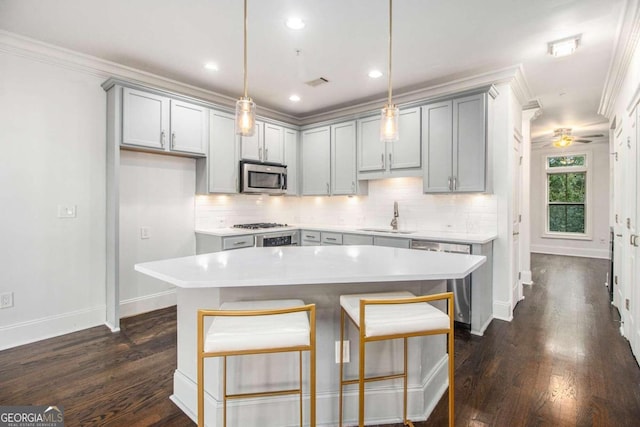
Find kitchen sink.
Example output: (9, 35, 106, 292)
(359, 228, 416, 234)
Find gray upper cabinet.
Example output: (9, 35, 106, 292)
(241, 122, 285, 164)
(331, 121, 357, 195)
(357, 107, 421, 179)
(302, 126, 331, 195)
(422, 93, 487, 193)
(121, 87, 207, 156)
(284, 128, 299, 195)
(196, 110, 238, 194)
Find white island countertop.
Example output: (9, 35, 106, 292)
(134, 245, 486, 289)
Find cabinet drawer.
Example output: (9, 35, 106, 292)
(321, 232, 343, 245)
(301, 230, 321, 243)
(343, 233, 374, 245)
(222, 235, 255, 250)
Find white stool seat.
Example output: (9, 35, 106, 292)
(340, 291, 450, 338)
(205, 299, 311, 353)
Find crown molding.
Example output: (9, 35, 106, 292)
(599, 0, 640, 119)
(0, 30, 299, 125)
(0, 29, 534, 127)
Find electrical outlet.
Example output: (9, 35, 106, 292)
(335, 340, 349, 364)
(0, 292, 13, 309)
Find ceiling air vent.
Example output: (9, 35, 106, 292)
(305, 77, 329, 87)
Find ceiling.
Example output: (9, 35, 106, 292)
(0, 0, 626, 141)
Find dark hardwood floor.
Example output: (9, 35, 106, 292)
(1, 254, 639, 426)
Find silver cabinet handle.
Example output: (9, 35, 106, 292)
(631, 234, 639, 247)
(381, 153, 384, 168)
(326, 182, 330, 194)
(453, 177, 457, 191)
(326, 237, 337, 241)
(171, 132, 176, 149)
(616, 233, 623, 237)
(352, 181, 355, 192)
(233, 241, 248, 246)
(259, 147, 263, 161)
(305, 235, 315, 239)
(513, 231, 520, 236)
(389, 153, 392, 167)
(160, 130, 166, 148)
(265, 147, 269, 161)
(448, 177, 452, 191)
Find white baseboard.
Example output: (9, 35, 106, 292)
(0, 305, 105, 351)
(119, 289, 176, 318)
(172, 355, 449, 426)
(471, 316, 494, 336)
(531, 244, 609, 259)
(493, 300, 513, 322)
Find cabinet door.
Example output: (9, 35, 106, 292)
(331, 121, 357, 195)
(343, 234, 374, 245)
(390, 107, 421, 170)
(208, 110, 238, 193)
(170, 100, 208, 155)
(302, 127, 331, 195)
(264, 123, 285, 164)
(454, 93, 486, 192)
(284, 128, 299, 195)
(241, 121, 264, 161)
(122, 88, 169, 150)
(422, 101, 453, 193)
(357, 116, 386, 172)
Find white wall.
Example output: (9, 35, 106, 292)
(0, 51, 106, 350)
(530, 143, 610, 259)
(195, 177, 497, 235)
(119, 151, 195, 317)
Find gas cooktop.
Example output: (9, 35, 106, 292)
(232, 223, 289, 230)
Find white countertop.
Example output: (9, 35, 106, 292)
(134, 245, 486, 288)
(195, 224, 497, 244)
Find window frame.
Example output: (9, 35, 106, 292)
(542, 151, 592, 240)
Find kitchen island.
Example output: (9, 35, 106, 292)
(135, 245, 486, 426)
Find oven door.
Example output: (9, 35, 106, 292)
(241, 161, 287, 195)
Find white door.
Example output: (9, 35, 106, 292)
(614, 125, 625, 310)
(122, 88, 168, 150)
(512, 130, 523, 309)
(170, 100, 208, 155)
(629, 108, 640, 356)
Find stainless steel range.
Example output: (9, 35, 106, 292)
(233, 223, 299, 247)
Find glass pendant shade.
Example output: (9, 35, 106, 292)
(235, 97, 256, 136)
(380, 103, 399, 142)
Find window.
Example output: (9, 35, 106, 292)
(544, 153, 590, 239)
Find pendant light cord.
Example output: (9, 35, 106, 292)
(387, 0, 393, 105)
(243, 0, 248, 99)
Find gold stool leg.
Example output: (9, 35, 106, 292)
(223, 356, 227, 427)
(403, 337, 408, 426)
(339, 308, 345, 427)
(358, 326, 365, 427)
(197, 312, 204, 427)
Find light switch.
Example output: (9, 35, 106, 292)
(140, 227, 150, 239)
(57, 205, 77, 218)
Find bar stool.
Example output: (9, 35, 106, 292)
(197, 299, 316, 427)
(338, 291, 454, 427)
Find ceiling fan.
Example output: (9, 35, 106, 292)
(542, 128, 605, 148)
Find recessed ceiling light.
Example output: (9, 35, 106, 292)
(548, 35, 581, 57)
(289, 94, 301, 102)
(286, 17, 305, 30)
(368, 70, 383, 79)
(204, 62, 218, 71)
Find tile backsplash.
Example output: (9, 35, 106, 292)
(195, 177, 496, 234)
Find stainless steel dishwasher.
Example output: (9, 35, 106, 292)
(410, 240, 472, 326)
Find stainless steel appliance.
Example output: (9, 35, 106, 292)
(232, 222, 288, 230)
(410, 240, 472, 326)
(255, 230, 299, 247)
(240, 160, 287, 195)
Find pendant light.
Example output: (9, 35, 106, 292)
(380, 0, 399, 142)
(235, 0, 256, 136)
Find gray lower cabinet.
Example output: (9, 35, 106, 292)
(422, 92, 487, 193)
(342, 233, 374, 245)
(196, 233, 254, 254)
(373, 236, 411, 248)
(301, 230, 321, 246)
(321, 232, 343, 245)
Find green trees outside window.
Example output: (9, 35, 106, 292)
(546, 155, 587, 234)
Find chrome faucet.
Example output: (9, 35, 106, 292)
(390, 201, 399, 230)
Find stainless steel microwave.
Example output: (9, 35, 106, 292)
(240, 160, 287, 195)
